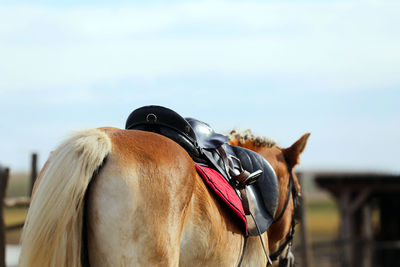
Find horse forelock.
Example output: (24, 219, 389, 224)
(227, 129, 276, 148)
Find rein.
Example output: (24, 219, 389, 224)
(269, 157, 298, 264)
(272, 171, 294, 224)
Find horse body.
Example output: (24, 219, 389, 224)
(20, 127, 309, 267)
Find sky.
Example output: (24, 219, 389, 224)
(0, 0, 399, 173)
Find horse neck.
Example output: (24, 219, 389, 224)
(253, 145, 292, 223)
(255, 146, 295, 253)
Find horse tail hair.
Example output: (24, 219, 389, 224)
(19, 128, 112, 267)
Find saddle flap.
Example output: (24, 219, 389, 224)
(228, 145, 280, 235)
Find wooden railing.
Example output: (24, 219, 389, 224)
(0, 153, 36, 267)
(0, 167, 9, 267)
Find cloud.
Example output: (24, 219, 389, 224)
(0, 0, 399, 172)
(0, 0, 399, 95)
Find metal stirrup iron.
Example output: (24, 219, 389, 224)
(217, 147, 263, 187)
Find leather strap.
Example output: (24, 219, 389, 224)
(201, 149, 230, 181)
(250, 212, 273, 266)
(217, 146, 236, 177)
(237, 235, 249, 267)
(272, 174, 294, 223)
(270, 153, 297, 263)
(269, 220, 295, 262)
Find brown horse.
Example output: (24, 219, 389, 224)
(19, 127, 309, 267)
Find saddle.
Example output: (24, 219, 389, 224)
(125, 105, 279, 236)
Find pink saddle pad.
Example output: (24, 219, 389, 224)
(195, 164, 247, 232)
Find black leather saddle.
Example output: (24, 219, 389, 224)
(125, 105, 202, 161)
(125, 105, 279, 235)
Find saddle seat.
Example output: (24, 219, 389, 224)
(125, 105, 279, 236)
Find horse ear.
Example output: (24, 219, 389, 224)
(282, 133, 310, 169)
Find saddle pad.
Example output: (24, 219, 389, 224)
(195, 164, 247, 231)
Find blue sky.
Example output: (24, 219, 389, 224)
(0, 0, 399, 173)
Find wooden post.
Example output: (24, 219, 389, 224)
(338, 189, 352, 267)
(378, 194, 400, 267)
(353, 209, 363, 267)
(30, 153, 38, 196)
(297, 172, 314, 267)
(362, 203, 373, 267)
(0, 168, 9, 267)
(338, 188, 371, 267)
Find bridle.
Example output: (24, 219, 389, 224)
(269, 155, 298, 266)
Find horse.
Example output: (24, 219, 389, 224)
(19, 127, 310, 267)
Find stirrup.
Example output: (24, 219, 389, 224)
(228, 155, 263, 188)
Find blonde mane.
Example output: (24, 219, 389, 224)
(227, 129, 277, 148)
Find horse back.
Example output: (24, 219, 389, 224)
(87, 128, 196, 266)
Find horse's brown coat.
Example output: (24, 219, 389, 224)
(21, 127, 309, 267)
(90, 128, 309, 266)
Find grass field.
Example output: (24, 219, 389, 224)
(4, 172, 340, 245)
(306, 196, 339, 241)
(5, 207, 27, 244)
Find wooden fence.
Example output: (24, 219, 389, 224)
(0, 154, 36, 267)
